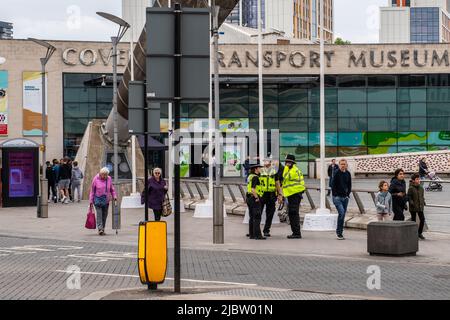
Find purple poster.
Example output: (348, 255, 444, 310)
(9, 151, 35, 198)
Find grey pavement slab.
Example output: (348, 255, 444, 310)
(1, 235, 450, 300)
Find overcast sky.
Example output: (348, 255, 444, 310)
(0, 0, 387, 43)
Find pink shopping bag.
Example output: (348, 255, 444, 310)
(85, 207, 96, 229)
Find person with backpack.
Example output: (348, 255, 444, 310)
(71, 161, 84, 203)
(89, 167, 117, 236)
(408, 173, 426, 240)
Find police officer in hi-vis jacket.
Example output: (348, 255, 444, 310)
(260, 158, 282, 237)
(279, 154, 306, 239)
(246, 163, 266, 240)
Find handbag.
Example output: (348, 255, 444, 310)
(94, 178, 108, 208)
(162, 194, 172, 217)
(85, 207, 96, 229)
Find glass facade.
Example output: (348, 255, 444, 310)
(411, 7, 440, 43)
(63, 73, 117, 158)
(242, 0, 265, 28)
(159, 74, 450, 176)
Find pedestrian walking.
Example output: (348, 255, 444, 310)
(279, 155, 305, 239)
(407, 173, 426, 240)
(419, 157, 429, 186)
(389, 169, 407, 221)
(327, 159, 338, 196)
(67, 159, 73, 202)
(260, 158, 281, 237)
(46, 161, 57, 202)
(202, 155, 209, 179)
(142, 167, 168, 221)
(375, 180, 392, 221)
(71, 161, 83, 203)
(58, 158, 72, 204)
(331, 159, 352, 240)
(243, 157, 250, 182)
(89, 167, 117, 236)
(246, 163, 265, 240)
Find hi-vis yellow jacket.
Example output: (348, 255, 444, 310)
(282, 164, 305, 197)
(260, 167, 277, 193)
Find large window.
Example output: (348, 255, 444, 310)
(63, 73, 117, 158)
(410, 7, 440, 43)
(212, 74, 450, 175)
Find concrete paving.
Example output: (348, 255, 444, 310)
(1, 187, 450, 300)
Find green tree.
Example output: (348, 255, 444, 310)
(334, 37, 351, 45)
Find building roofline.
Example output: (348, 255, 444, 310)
(0, 38, 131, 44)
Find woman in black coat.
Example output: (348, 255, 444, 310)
(389, 169, 407, 221)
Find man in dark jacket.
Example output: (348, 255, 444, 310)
(408, 173, 426, 240)
(327, 159, 338, 196)
(58, 158, 72, 204)
(45, 161, 57, 203)
(389, 169, 407, 221)
(331, 159, 352, 240)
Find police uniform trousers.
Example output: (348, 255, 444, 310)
(261, 192, 276, 234)
(287, 192, 302, 236)
(247, 195, 263, 238)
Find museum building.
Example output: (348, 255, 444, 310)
(1, 40, 450, 177)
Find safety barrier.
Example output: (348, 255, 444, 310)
(151, 178, 449, 214)
(176, 179, 382, 215)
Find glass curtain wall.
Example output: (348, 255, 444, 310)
(63, 73, 117, 158)
(155, 74, 450, 177)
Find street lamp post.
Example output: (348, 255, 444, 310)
(96, 12, 130, 227)
(28, 38, 56, 219)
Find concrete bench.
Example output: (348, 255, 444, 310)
(367, 221, 419, 256)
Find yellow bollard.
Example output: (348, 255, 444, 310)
(138, 221, 167, 286)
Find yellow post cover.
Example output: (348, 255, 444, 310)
(138, 221, 167, 285)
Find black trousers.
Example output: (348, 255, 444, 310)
(392, 200, 405, 221)
(48, 182, 57, 201)
(287, 193, 302, 236)
(247, 196, 262, 238)
(153, 210, 162, 222)
(411, 211, 425, 235)
(261, 192, 276, 234)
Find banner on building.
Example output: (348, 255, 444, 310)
(0, 71, 8, 135)
(23, 71, 47, 136)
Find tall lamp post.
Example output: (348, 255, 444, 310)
(96, 12, 130, 220)
(28, 38, 56, 219)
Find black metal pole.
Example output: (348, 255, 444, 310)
(144, 100, 149, 222)
(174, 2, 182, 294)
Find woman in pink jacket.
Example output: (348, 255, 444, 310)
(89, 167, 117, 235)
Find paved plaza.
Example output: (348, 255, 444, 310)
(0, 178, 450, 300)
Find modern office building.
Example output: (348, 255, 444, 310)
(226, 0, 334, 42)
(380, 0, 450, 43)
(0, 21, 13, 40)
(159, 43, 450, 177)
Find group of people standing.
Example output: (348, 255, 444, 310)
(46, 157, 83, 204)
(376, 169, 426, 239)
(247, 155, 427, 242)
(328, 158, 427, 240)
(246, 154, 305, 240)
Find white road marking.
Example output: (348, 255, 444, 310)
(55, 270, 257, 286)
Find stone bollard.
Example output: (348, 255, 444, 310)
(367, 221, 419, 256)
